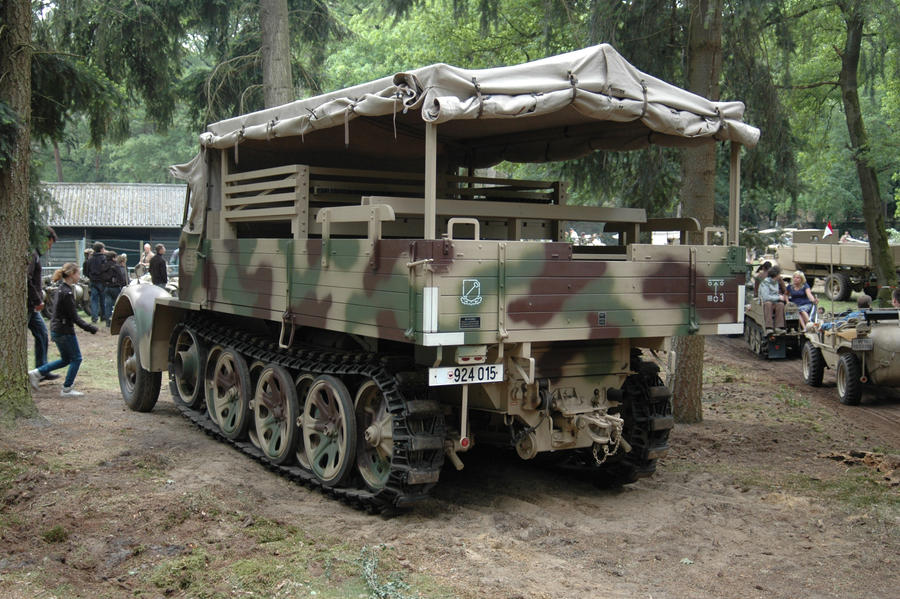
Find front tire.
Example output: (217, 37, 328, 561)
(600, 354, 673, 486)
(118, 315, 161, 412)
(836, 352, 863, 405)
(801, 342, 824, 387)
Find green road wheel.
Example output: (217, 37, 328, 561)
(172, 327, 205, 409)
(302, 375, 357, 486)
(207, 347, 252, 440)
(355, 380, 393, 491)
(253, 364, 299, 465)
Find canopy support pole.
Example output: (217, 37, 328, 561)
(728, 142, 742, 246)
(425, 123, 437, 240)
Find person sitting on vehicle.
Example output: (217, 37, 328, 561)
(753, 261, 772, 295)
(788, 270, 818, 327)
(758, 265, 787, 335)
(821, 293, 872, 331)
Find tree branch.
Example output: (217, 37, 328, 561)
(762, 1, 839, 28)
(776, 81, 839, 90)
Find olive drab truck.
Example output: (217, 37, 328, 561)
(776, 229, 900, 301)
(111, 45, 760, 511)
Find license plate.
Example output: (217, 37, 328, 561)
(852, 338, 874, 351)
(428, 364, 504, 386)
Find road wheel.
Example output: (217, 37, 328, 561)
(801, 342, 824, 387)
(355, 380, 393, 491)
(117, 315, 161, 412)
(294, 374, 315, 470)
(824, 272, 851, 302)
(170, 326, 205, 410)
(207, 347, 252, 439)
(302, 375, 357, 487)
(253, 364, 300, 465)
(836, 352, 863, 405)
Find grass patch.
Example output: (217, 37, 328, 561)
(143, 526, 457, 599)
(782, 468, 900, 512)
(42, 524, 69, 543)
(703, 363, 745, 385)
(243, 516, 299, 544)
(775, 384, 810, 409)
(149, 547, 210, 593)
(164, 490, 223, 530)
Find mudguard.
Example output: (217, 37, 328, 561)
(111, 284, 194, 372)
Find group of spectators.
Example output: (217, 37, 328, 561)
(754, 260, 900, 336)
(82, 242, 129, 327)
(26, 235, 169, 397)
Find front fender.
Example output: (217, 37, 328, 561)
(110, 284, 188, 372)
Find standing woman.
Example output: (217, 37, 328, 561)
(28, 263, 98, 396)
(789, 270, 818, 328)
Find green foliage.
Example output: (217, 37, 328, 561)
(359, 545, 414, 599)
(179, 0, 345, 129)
(32, 108, 196, 183)
(774, 0, 900, 226)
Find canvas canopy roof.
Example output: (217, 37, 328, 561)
(198, 44, 758, 158)
(172, 44, 760, 233)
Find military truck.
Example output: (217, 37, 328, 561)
(111, 45, 759, 510)
(802, 309, 900, 405)
(776, 230, 900, 301)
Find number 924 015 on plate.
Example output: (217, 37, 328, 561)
(428, 364, 504, 386)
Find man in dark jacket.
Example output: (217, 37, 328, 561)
(85, 241, 109, 323)
(103, 253, 129, 326)
(27, 227, 58, 380)
(149, 243, 168, 288)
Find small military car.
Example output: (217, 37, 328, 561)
(111, 45, 759, 510)
(802, 309, 900, 404)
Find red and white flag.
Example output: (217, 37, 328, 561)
(823, 221, 834, 238)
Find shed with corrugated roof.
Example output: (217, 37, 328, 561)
(42, 182, 186, 271)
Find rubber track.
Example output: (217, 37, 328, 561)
(174, 314, 445, 514)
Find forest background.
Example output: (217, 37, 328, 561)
(3, 0, 900, 424)
(19, 0, 900, 235)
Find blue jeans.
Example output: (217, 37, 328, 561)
(27, 310, 49, 368)
(38, 332, 82, 388)
(104, 286, 122, 323)
(90, 282, 106, 321)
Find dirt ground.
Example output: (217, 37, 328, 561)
(2, 329, 899, 599)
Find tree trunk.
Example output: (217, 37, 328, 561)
(837, 2, 897, 304)
(670, 0, 723, 424)
(0, 0, 38, 423)
(259, 0, 293, 108)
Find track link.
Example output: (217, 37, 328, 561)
(173, 314, 445, 513)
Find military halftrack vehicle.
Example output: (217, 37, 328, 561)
(111, 45, 759, 510)
(743, 298, 805, 359)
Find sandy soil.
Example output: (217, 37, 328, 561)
(2, 330, 899, 599)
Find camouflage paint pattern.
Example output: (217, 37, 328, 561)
(184, 237, 744, 348)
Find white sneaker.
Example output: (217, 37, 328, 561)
(28, 369, 41, 391)
(61, 387, 84, 397)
